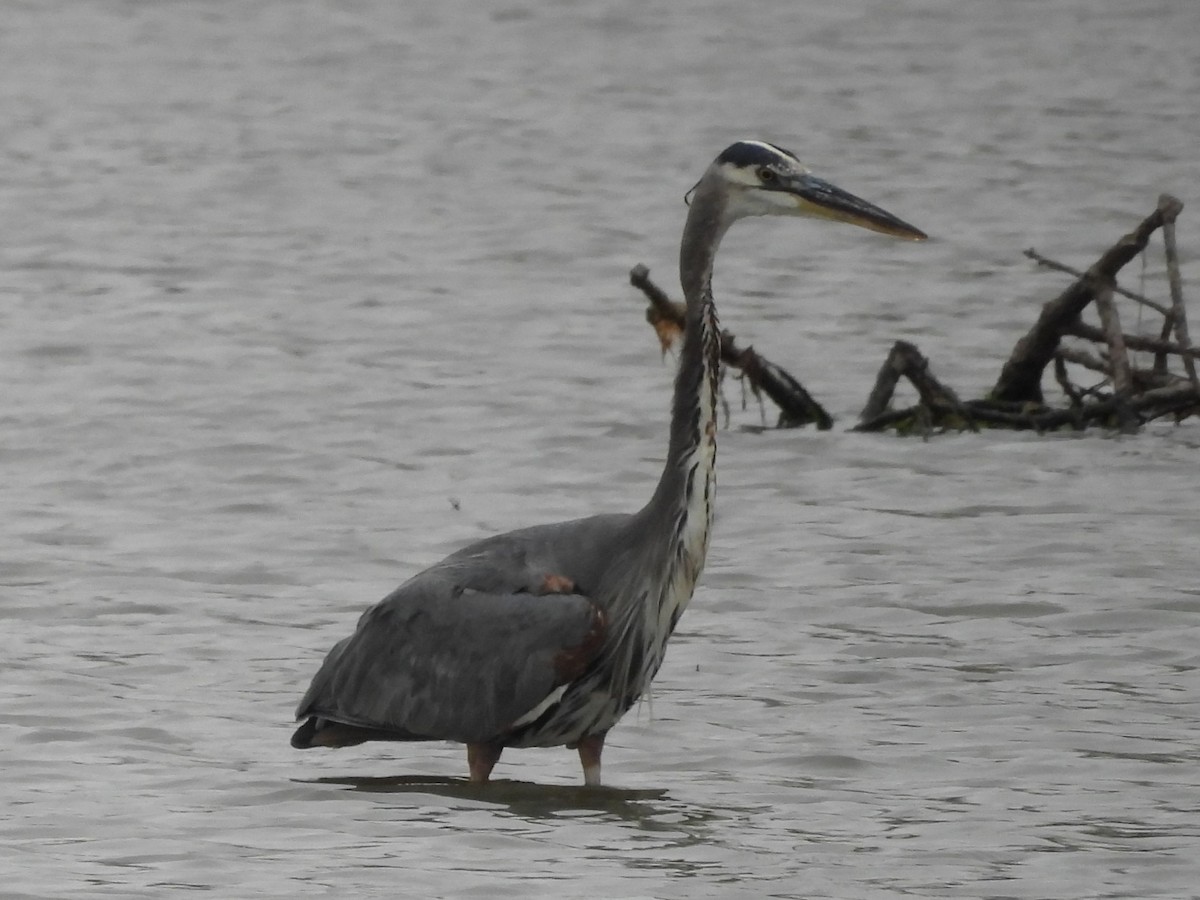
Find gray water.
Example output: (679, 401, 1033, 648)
(3, 1, 1200, 897)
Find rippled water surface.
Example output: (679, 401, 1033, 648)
(3, 1, 1200, 897)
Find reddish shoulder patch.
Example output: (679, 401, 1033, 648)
(552, 605, 607, 682)
(539, 573, 576, 595)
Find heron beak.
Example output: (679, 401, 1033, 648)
(786, 173, 927, 241)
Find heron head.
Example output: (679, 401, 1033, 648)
(705, 140, 927, 241)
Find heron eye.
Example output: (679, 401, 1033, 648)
(758, 167, 777, 184)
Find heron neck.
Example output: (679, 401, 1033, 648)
(646, 187, 728, 522)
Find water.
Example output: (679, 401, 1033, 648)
(2, 1, 1199, 897)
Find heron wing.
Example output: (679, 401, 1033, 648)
(295, 574, 606, 744)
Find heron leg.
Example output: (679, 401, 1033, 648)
(577, 732, 606, 787)
(466, 742, 503, 784)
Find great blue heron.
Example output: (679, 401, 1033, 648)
(291, 140, 926, 786)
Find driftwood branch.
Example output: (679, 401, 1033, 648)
(629, 264, 832, 429)
(1004, 383, 1200, 431)
(859, 196, 1197, 435)
(856, 341, 977, 434)
(1093, 281, 1140, 432)
(1062, 319, 1200, 360)
(1055, 344, 1110, 375)
(858, 374, 1199, 434)
(1092, 281, 1133, 397)
(993, 198, 1180, 403)
(1053, 354, 1078, 402)
(1159, 194, 1199, 389)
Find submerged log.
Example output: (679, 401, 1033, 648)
(858, 368, 1199, 434)
(629, 264, 833, 429)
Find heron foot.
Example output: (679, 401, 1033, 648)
(466, 742, 503, 783)
(577, 732, 606, 787)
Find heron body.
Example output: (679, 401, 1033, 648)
(292, 140, 925, 785)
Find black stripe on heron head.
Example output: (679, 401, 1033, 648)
(716, 140, 800, 169)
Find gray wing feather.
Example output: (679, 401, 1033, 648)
(296, 574, 603, 743)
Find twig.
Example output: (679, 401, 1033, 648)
(1053, 354, 1083, 406)
(1062, 320, 1200, 360)
(1023, 248, 1171, 316)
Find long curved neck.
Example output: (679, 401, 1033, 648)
(599, 179, 730, 700)
(644, 179, 729, 545)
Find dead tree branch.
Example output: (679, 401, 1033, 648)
(1062, 319, 1200, 360)
(1159, 194, 1199, 389)
(1055, 344, 1110, 375)
(993, 198, 1180, 403)
(629, 264, 833, 429)
(1093, 281, 1133, 397)
(856, 341, 977, 433)
(859, 196, 1197, 435)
